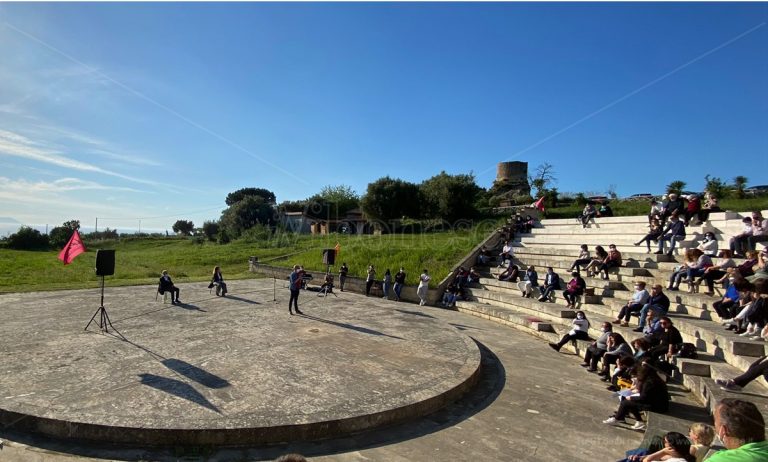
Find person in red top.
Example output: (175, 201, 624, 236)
(683, 194, 702, 226)
(598, 244, 622, 280)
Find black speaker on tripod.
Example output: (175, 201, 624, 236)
(95, 249, 116, 276)
(322, 248, 336, 266)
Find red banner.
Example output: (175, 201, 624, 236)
(57, 230, 86, 265)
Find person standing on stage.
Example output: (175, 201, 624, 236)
(417, 269, 431, 306)
(394, 267, 406, 301)
(365, 265, 377, 296)
(339, 262, 349, 292)
(288, 265, 304, 315)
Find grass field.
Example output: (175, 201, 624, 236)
(0, 222, 498, 293)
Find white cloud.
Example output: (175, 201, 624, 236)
(0, 176, 143, 193)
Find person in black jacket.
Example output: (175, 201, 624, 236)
(656, 213, 686, 256)
(603, 364, 669, 429)
(648, 317, 684, 361)
(393, 267, 406, 301)
(538, 267, 561, 302)
(634, 285, 671, 332)
(158, 270, 181, 304)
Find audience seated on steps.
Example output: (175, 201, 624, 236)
(538, 266, 561, 302)
(729, 216, 753, 258)
(720, 279, 757, 335)
(707, 398, 766, 462)
(634, 218, 663, 253)
(747, 211, 768, 252)
(614, 281, 651, 327)
(634, 285, 670, 332)
(631, 337, 652, 363)
(578, 203, 597, 228)
(498, 240, 514, 267)
(695, 231, 719, 257)
(569, 244, 592, 272)
(701, 250, 736, 296)
(661, 193, 686, 224)
(598, 202, 614, 217)
(647, 317, 684, 364)
(563, 270, 586, 308)
(713, 277, 745, 324)
(683, 249, 714, 292)
(683, 193, 702, 227)
(746, 248, 768, 284)
(468, 266, 481, 284)
(498, 262, 520, 282)
(598, 333, 632, 380)
(517, 265, 539, 298)
(716, 355, 768, 393)
(476, 245, 492, 266)
(688, 423, 716, 462)
(728, 278, 768, 340)
(585, 245, 609, 276)
(581, 321, 613, 371)
(606, 355, 635, 393)
(597, 244, 623, 280)
(619, 425, 713, 462)
(699, 191, 720, 223)
(603, 363, 670, 430)
(648, 199, 664, 224)
(548, 310, 590, 352)
(656, 213, 686, 256)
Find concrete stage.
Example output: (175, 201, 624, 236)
(0, 279, 481, 446)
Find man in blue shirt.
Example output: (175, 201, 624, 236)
(288, 265, 305, 315)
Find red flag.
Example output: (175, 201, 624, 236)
(334, 242, 341, 257)
(533, 196, 546, 212)
(58, 230, 86, 265)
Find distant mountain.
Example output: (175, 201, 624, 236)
(0, 217, 21, 224)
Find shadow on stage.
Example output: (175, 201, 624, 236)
(301, 314, 404, 340)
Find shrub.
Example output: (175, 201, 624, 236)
(6, 226, 50, 250)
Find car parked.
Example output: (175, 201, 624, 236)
(745, 185, 768, 196)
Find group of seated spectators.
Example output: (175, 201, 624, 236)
(577, 201, 613, 227)
(729, 211, 768, 258)
(570, 244, 623, 280)
(440, 266, 481, 307)
(497, 212, 537, 242)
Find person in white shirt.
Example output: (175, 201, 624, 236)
(729, 217, 753, 257)
(696, 232, 719, 257)
(613, 281, 650, 326)
(747, 211, 768, 252)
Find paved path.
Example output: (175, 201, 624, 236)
(0, 280, 672, 461)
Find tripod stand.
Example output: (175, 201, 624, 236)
(317, 265, 337, 298)
(85, 275, 123, 337)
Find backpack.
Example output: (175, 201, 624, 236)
(678, 342, 698, 359)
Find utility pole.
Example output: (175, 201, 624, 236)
(95, 217, 98, 233)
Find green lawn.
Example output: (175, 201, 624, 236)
(0, 223, 498, 293)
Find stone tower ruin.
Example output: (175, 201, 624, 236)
(494, 161, 531, 197)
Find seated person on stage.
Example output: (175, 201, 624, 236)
(613, 281, 650, 327)
(159, 270, 181, 304)
(319, 273, 334, 292)
(208, 266, 228, 296)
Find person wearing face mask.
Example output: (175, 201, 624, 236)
(634, 285, 670, 332)
(582, 322, 613, 371)
(701, 250, 737, 296)
(696, 232, 719, 257)
(656, 213, 686, 256)
(707, 398, 766, 461)
(562, 270, 586, 309)
(614, 281, 650, 327)
(538, 267, 560, 302)
(548, 311, 590, 352)
(747, 211, 768, 252)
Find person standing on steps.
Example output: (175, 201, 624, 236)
(288, 265, 304, 315)
(417, 269, 431, 306)
(338, 262, 348, 292)
(382, 269, 392, 300)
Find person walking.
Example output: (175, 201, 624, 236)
(417, 269, 431, 306)
(394, 267, 406, 301)
(288, 265, 304, 315)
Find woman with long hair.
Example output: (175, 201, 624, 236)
(210, 266, 227, 296)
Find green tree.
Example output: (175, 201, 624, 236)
(219, 195, 276, 239)
(666, 180, 686, 196)
(733, 176, 748, 199)
(172, 220, 195, 236)
(48, 219, 81, 248)
(704, 175, 727, 199)
(201, 220, 219, 241)
(317, 185, 360, 218)
(225, 187, 276, 206)
(361, 177, 421, 222)
(7, 226, 50, 250)
(420, 171, 483, 222)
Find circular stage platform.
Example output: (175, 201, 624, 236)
(0, 280, 481, 446)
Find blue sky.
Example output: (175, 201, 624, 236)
(0, 2, 766, 233)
